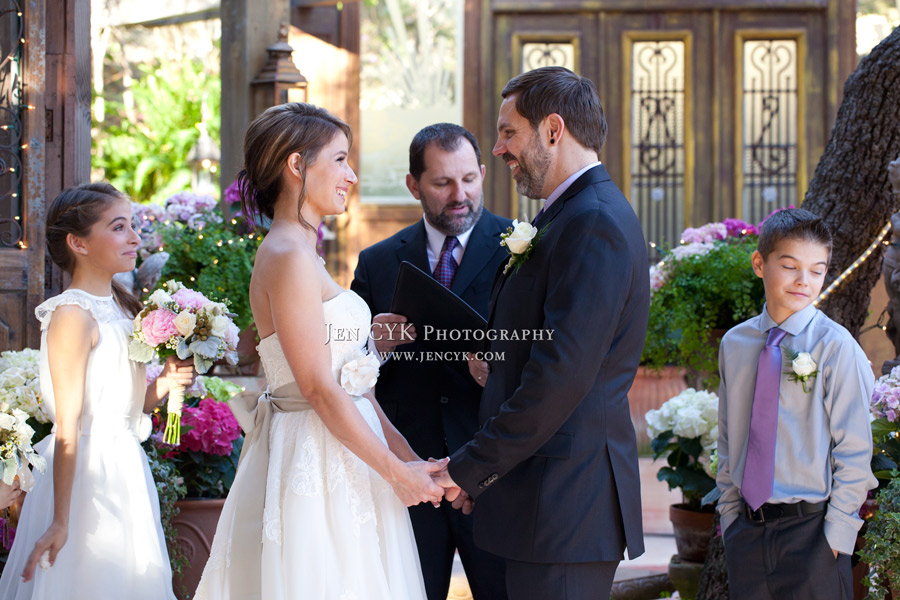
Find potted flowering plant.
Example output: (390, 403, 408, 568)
(642, 219, 765, 389)
(870, 365, 900, 481)
(145, 373, 243, 598)
(646, 388, 718, 563)
(131, 191, 261, 334)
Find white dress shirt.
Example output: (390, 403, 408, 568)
(716, 302, 877, 554)
(423, 216, 475, 274)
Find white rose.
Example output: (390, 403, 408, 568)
(503, 220, 538, 255)
(792, 352, 817, 377)
(340, 352, 381, 396)
(210, 315, 229, 338)
(148, 289, 173, 307)
(173, 311, 197, 337)
(0, 412, 15, 430)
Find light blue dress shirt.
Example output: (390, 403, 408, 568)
(716, 302, 877, 554)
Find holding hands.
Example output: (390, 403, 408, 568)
(390, 458, 447, 507)
(428, 458, 475, 515)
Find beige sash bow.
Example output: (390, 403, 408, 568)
(217, 382, 313, 598)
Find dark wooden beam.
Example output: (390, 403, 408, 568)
(488, 0, 828, 11)
(220, 0, 290, 192)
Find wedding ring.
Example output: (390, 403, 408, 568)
(477, 376, 482, 381)
(39, 551, 50, 571)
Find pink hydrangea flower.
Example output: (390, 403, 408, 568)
(172, 288, 210, 311)
(180, 398, 241, 456)
(681, 223, 727, 244)
(141, 310, 179, 347)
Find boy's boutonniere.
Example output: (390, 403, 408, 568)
(500, 218, 549, 275)
(784, 349, 818, 393)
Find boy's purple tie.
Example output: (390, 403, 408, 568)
(433, 236, 459, 288)
(742, 326, 787, 511)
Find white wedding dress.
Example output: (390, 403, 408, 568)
(0, 289, 175, 600)
(195, 290, 426, 600)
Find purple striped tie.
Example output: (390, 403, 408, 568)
(742, 326, 788, 511)
(433, 236, 459, 288)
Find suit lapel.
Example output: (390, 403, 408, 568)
(451, 215, 504, 296)
(395, 221, 431, 274)
(486, 165, 611, 326)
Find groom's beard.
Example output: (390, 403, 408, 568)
(503, 133, 550, 200)
(422, 194, 484, 237)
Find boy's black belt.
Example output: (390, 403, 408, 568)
(743, 500, 827, 522)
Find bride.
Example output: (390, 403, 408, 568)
(195, 103, 445, 600)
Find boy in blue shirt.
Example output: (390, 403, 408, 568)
(717, 208, 876, 599)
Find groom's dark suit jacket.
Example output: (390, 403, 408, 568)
(448, 164, 649, 563)
(350, 210, 511, 459)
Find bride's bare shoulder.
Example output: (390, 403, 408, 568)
(253, 231, 319, 278)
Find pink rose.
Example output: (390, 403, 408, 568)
(141, 310, 179, 347)
(172, 288, 211, 311)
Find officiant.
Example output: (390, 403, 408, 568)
(351, 123, 510, 600)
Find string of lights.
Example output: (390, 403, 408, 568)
(814, 220, 893, 307)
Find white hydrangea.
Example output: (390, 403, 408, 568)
(645, 388, 719, 457)
(0, 349, 50, 423)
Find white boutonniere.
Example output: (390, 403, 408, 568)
(784, 350, 818, 393)
(500, 218, 549, 275)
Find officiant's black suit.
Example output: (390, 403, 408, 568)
(448, 165, 649, 594)
(351, 209, 511, 600)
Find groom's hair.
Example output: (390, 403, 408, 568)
(409, 123, 482, 181)
(501, 66, 607, 154)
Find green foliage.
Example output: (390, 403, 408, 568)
(860, 473, 900, 599)
(93, 59, 221, 204)
(143, 442, 188, 581)
(651, 429, 717, 510)
(642, 236, 765, 389)
(158, 220, 259, 332)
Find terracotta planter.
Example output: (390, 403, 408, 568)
(171, 498, 225, 600)
(670, 503, 715, 563)
(629, 366, 688, 452)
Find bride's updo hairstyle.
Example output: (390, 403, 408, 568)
(46, 182, 142, 316)
(236, 102, 352, 233)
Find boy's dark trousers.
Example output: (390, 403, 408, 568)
(723, 505, 852, 600)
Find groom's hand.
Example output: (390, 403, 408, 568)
(431, 466, 463, 503)
(371, 313, 416, 355)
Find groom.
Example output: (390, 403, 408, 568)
(437, 66, 650, 598)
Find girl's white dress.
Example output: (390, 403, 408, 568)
(195, 290, 426, 600)
(0, 289, 175, 599)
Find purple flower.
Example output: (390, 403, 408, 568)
(164, 192, 218, 224)
(723, 218, 759, 237)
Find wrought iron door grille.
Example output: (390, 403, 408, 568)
(630, 40, 685, 251)
(742, 39, 798, 224)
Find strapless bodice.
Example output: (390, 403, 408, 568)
(257, 290, 372, 390)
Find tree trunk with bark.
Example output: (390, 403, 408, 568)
(802, 26, 900, 335)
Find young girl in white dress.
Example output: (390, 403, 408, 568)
(195, 103, 445, 599)
(0, 183, 194, 599)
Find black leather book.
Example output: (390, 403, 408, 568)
(389, 261, 488, 354)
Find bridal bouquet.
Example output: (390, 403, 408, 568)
(129, 279, 240, 445)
